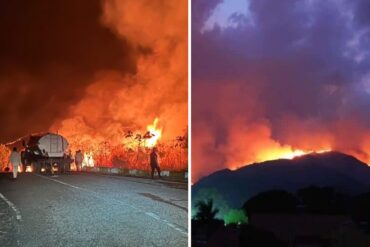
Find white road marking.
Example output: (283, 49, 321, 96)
(34, 174, 81, 189)
(146, 212, 188, 235)
(0, 193, 22, 221)
(33, 174, 188, 236)
(145, 212, 160, 220)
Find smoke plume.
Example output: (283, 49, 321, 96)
(192, 0, 370, 181)
(50, 0, 188, 163)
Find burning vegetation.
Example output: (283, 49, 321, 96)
(48, 0, 188, 172)
(0, 144, 10, 171)
(66, 118, 188, 171)
(0, 0, 188, 173)
(192, 0, 370, 182)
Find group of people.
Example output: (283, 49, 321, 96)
(6, 147, 162, 180)
(69, 148, 161, 179)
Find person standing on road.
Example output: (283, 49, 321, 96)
(75, 150, 84, 172)
(8, 147, 21, 180)
(150, 147, 161, 179)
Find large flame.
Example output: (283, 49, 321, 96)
(83, 152, 95, 167)
(259, 148, 331, 162)
(191, 0, 370, 183)
(229, 148, 332, 171)
(48, 0, 188, 172)
(61, 117, 186, 171)
(145, 118, 162, 148)
(193, 114, 370, 182)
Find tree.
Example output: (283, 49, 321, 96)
(195, 199, 219, 223)
(297, 186, 349, 214)
(242, 190, 297, 217)
(239, 225, 286, 247)
(351, 191, 370, 223)
(224, 209, 248, 225)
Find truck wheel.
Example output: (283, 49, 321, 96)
(60, 163, 65, 174)
(52, 162, 59, 175)
(46, 163, 52, 175)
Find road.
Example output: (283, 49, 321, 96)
(0, 172, 188, 247)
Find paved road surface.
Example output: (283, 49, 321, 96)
(0, 172, 188, 247)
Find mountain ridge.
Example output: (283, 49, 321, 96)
(193, 151, 370, 209)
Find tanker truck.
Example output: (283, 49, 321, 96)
(7, 132, 73, 174)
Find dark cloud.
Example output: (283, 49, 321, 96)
(0, 0, 138, 143)
(192, 0, 370, 180)
(354, 0, 370, 27)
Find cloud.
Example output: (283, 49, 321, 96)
(192, 0, 370, 181)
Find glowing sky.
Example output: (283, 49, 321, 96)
(192, 0, 370, 182)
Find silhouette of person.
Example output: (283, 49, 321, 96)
(8, 147, 21, 180)
(150, 147, 161, 179)
(75, 150, 84, 172)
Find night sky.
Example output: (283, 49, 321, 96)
(192, 0, 370, 181)
(0, 0, 139, 143)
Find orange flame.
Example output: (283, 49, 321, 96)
(145, 118, 162, 148)
(83, 152, 95, 167)
(229, 147, 332, 171)
(48, 0, 188, 172)
(259, 148, 331, 162)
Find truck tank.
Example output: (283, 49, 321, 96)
(28, 133, 68, 157)
(7, 132, 73, 174)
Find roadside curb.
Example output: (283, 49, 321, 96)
(81, 166, 188, 182)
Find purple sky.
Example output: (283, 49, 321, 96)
(192, 0, 370, 180)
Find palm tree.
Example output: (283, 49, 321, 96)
(195, 199, 219, 223)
